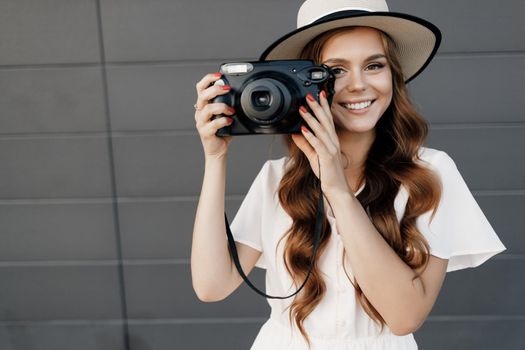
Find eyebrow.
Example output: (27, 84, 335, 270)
(322, 54, 387, 65)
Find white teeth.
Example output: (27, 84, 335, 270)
(343, 100, 372, 110)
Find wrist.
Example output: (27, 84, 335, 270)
(205, 153, 228, 164)
(325, 188, 355, 206)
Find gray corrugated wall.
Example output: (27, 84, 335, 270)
(0, 0, 523, 349)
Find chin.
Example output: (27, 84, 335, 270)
(335, 119, 379, 134)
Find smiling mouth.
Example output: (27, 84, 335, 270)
(340, 100, 375, 111)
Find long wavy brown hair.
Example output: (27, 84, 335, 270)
(277, 26, 442, 345)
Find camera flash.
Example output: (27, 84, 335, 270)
(310, 70, 326, 80)
(221, 63, 254, 75)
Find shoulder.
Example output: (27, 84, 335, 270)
(417, 146, 459, 176)
(260, 155, 290, 182)
(418, 146, 454, 166)
(252, 156, 290, 198)
(394, 147, 459, 219)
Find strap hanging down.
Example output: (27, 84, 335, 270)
(224, 194, 323, 299)
(224, 179, 324, 299)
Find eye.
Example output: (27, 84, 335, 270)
(365, 63, 385, 71)
(329, 67, 346, 76)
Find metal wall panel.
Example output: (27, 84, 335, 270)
(0, 67, 107, 134)
(116, 192, 523, 261)
(0, 0, 522, 348)
(0, 202, 117, 260)
(0, 266, 122, 320)
(105, 55, 525, 133)
(0, 137, 112, 199)
(0, 0, 100, 65)
(0, 323, 125, 350)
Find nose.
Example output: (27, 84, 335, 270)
(345, 69, 367, 92)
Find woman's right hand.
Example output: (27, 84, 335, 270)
(194, 72, 236, 159)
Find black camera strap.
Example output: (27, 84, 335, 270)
(224, 161, 324, 299)
(224, 193, 322, 299)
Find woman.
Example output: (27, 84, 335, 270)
(191, 1, 506, 349)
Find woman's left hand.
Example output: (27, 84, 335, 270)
(291, 91, 351, 199)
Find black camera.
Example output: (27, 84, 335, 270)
(212, 60, 335, 136)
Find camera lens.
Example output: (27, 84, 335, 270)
(252, 90, 272, 108)
(240, 78, 291, 123)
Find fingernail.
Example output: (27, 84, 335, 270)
(214, 72, 222, 77)
(306, 93, 315, 102)
(227, 117, 234, 123)
(301, 125, 308, 133)
(228, 107, 236, 114)
(299, 106, 307, 113)
(320, 90, 326, 99)
(221, 85, 231, 91)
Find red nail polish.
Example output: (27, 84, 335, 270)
(299, 106, 307, 113)
(221, 85, 231, 91)
(301, 125, 308, 133)
(228, 107, 236, 114)
(320, 90, 326, 99)
(214, 72, 222, 77)
(306, 93, 315, 102)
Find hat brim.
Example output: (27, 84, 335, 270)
(259, 11, 441, 83)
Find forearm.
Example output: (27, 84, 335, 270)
(191, 155, 235, 300)
(328, 191, 428, 333)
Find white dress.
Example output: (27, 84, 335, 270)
(229, 146, 506, 349)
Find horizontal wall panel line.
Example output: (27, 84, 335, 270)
(125, 315, 525, 324)
(492, 254, 525, 260)
(1, 254, 522, 267)
(70, 50, 525, 66)
(0, 130, 200, 139)
(427, 315, 525, 322)
(105, 58, 256, 67)
(105, 123, 525, 135)
(0, 259, 189, 267)
(0, 318, 266, 327)
(437, 50, 525, 59)
(124, 259, 189, 266)
(0, 260, 121, 267)
(115, 190, 525, 200)
(0, 132, 109, 140)
(108, 123, 525, 134)
(116, 195, 243, 203)
(0, 259, 188, 267)
(0, 50, 524, 70)
(99, 50, 525, 65)
(128, 317, 266, 325)
(0, 195, 245, 205)
(0, 319, 125, 327)
(1, 123, 524, 140)
(429, 122, 525, 130)
(2, 315, 524, 328)
(1, 190, 524, 205)
(0, 198, 115, 205)
(129, 316, 525, 324)
(473, 190, 525, 196)
(0, 62, 101, 70)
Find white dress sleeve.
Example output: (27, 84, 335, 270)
(228, 161, 269, 269)
(416, 151, 506, 272)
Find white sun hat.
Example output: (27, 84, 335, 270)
(259, 0, 441, 83)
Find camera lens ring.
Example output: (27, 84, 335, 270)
(240, 78, 291, 124)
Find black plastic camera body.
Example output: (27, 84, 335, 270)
(212, 60, 335, 136)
